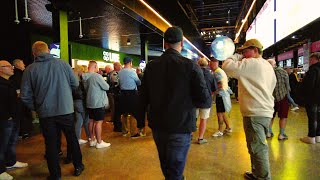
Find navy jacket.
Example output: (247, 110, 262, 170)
(0, 76, 17, 121)
(21, 53, 78, 118)
(140, 48, 211, 133)
(197, 67, 216, 108)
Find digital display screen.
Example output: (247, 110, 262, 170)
(279, 61, 283, 67)
(49, 43, 60, 58)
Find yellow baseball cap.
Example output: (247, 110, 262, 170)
(237, 39, 263, 51)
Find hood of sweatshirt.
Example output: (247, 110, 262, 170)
(34, 53, 55, 62)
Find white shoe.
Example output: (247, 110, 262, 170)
(316, 136, 320, 143)
(89, 139, 97, 147)
(223, 128, 232, 133)
(78, 139, 88, 145)
(300, 136, 315, 144)
(291, 107, 299, 111)
(6, 161, 28, 169)
(96, 140, 111, 149)
(0, 172, 13, 180)
(212, 131, 223, 137)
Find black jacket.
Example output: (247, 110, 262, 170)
(0, 76, 17, 121)
(301, 62, 320, 105)
(140, 48, 211, 133)
(9, 68, 24, 90)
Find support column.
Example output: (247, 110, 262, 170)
(59, 10, 69, 63)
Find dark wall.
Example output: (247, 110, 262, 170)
(0, 0, 33, 65)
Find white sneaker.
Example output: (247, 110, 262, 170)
(89, 139, 97, 147)
(212, 131, 223, 137)
(291, 107, 299, 111)
(316, 136, 320, 143)
(223, 128, 232, 133)
(6, 161, 28, 169)
(300, 136, 315, 144)
(96, 140, 111, 149)
(0, 172, 13, 180)
(78, 139, 88, 145)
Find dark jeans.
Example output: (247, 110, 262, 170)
(0, 119, 19, 173)
(306, 104, 320, 137)
(17, 99, 33, 135)
(39, 114, 83, 178)
(152, 131, 191, 180)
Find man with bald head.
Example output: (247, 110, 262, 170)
(21, 41, 84, 179)
(0, 60, 28, 180)
(10, 59, 33, 140)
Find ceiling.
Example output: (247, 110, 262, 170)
(16, 0, 257, 58)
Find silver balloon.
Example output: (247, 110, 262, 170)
(210, 36, 235, 61)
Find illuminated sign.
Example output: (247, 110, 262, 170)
(102, 51, 120, 62)
(246, 0, 274, 50)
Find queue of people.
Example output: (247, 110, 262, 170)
(1, 26, 320, 180)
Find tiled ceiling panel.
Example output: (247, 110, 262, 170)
(26, 0, 164, 56)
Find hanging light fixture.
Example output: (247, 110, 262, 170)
(126, 38, 131, 45)
(14, 0, 20, 24)
(79, 16, 83, 38)
(22, 0, 31, 22)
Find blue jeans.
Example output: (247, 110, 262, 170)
(0, 119, 19, 173)
(287, 92, 298, 107)
(74, 100, 90, 140)
(152, 131, 191, 180)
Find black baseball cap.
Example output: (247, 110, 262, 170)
(164, 26, 183, 44)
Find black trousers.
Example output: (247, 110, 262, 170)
(306, 104, 320, 137)
(114, 90, 145, 129)
(17, 99, 33, 135)
(39, 113, 83, 178)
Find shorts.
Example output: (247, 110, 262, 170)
(87, 107, 105, 121)
(196, 108, 211, 119)
(273, 96, 289, 119)
(215, 96, 225, 113)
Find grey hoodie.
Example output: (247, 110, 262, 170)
(21, 53, 78, 118)
(82, 72, 109, 108)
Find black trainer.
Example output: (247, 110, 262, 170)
(244, 171, 257, 180)
(74, 164, 85, 176)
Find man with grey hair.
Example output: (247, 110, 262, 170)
(21, 41, 84, 179)
(140, 26, 211, 180)
(300, 52, 320, 144)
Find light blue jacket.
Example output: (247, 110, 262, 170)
(82, 72, 109, 108)
(21, 53, 78, 118)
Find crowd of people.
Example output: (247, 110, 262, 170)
(1, 26, 320, 180)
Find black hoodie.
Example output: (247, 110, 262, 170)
(0, 76, 17, 120)
(301, 62, 320, 105)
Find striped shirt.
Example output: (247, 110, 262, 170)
(273, 67, 289, 102)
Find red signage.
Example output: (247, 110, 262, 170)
(298, 47, 304, 56)
(311, 40, 320, 52)
(277, 50, 293, 61)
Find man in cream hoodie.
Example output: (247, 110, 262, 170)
(222, 39, 276, 180)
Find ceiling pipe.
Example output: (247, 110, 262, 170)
(14, 0, 20, 24)
(22, 0, 31, 22)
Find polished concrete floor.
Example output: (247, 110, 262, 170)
(9, 100, 320, 180)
